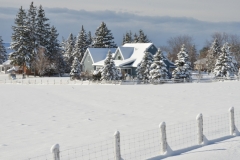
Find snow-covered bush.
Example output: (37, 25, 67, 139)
(149, 48, 169, 82)
(136, 51, 153, 81)
(70, 57, 81, 80)
(213, 43, 238, 78)
(172, 44, 192, 81)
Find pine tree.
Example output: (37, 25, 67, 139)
(136, 51, 153, 81)
(92, 22, 117, 48)
(0, 36, 7, 64)
(213, 43, 238, 78)
(70, 57, 81, 80)
(99, 50, 120, 80)
(10, 6, 32, 68)
(36, 5, 50, 48)
(63, 33, 75, 72)
(87, 31, 92, 47)
(133, 33, 138, 43)
(206, 39, 221, 72)
(138, 29, 150, 43)
(172, 44, 192, 81)
(149, 48, 169, 82)
(72, 25, 88, 61)
(26, 2, 38, 64)
(122, 31, 133, 45)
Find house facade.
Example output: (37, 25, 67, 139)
(92, 43, 175, 77)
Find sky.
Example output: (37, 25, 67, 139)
(0, 0, 240, 50)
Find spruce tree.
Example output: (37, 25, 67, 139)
(138, 29, 150, 43)
(0, 36, 7, 64)
(206, 39, 221, 72)
(172, 44, 192, 81)
(10, 6, 32, 68)
(136, 51, 153, 81)
(70, 57, 81, 80)
(133, 33, 138, 43)
(36, 5, 50, 48)
(213, 43, 238, 78)
(63, 33, 75, 72)
(100, 50, 120, 80)
(87, 31, 92, 47)
(72, 25, 88, 61)
(149, 48, 169, 82)
(93, 22, 117, 48)
(122, 31, 133, 45)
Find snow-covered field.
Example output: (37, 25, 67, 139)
(0, 73, 240, 159)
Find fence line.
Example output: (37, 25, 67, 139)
(25, 107, 240, 160)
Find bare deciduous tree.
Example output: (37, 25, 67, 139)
(32, 47, 50, 76)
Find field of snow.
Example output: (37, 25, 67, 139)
(0, 73, 240, 159)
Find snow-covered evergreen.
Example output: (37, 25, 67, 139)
(0, 36, 7, 64)
(213, 43, 238, 78)
(172, 44, 192, 81)
(149, 48, 169, 82)
(122, 31, 133, 45)
(92, 22, 117, 48)
(10, 6, 32, 68)
(63, 33, 75, 72)
(87, 31, 93, 47)
(136, 51, 153, 80)
(98, 50, 120, 81)
(70, 57, 81, 80)
(36, 5, 50, 49)
(138, 29, 150, 43)
(206, 39, 221, 72)
(72, 25, 88, 61)
(133, 33, 138, 43)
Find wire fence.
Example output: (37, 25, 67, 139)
(24, 108, 240, 160)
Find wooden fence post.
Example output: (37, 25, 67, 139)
(229, 107, 235, 135)
(159, 122, 167, 154)
(114, 131, 121, 160)
(51, 144, 60, 160)
(196, 113, 203, 145)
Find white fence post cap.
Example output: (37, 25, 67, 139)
(50, 144, 60, 153)
(196, 113, 202, 120)
(229, 107, 234, 112)
(159, 122, 166, 128)
(114, 131, 120, 136)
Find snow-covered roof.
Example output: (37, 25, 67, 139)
(2, 60, 12, 65)
(122, 43, 153, 67)
(118, 47, 134, 60)
(83, 48, 116, 63)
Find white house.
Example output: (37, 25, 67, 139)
(0, 60, 13, 74)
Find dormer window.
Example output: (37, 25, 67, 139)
(118, 56, 121, 60)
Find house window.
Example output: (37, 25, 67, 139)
(1, 67, 4, 71)
(118, 56, 121, 60)
(31, 67, 35, 73)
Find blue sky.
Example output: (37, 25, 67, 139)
(0, 0, 240, 50)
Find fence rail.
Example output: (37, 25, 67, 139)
(25, 107, 240, 160)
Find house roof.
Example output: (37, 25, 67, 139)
(2, 60, 12, 65)
(118, 47, 134, 60)
(82, 48, 116, 64)
(122, 43, 153, 67)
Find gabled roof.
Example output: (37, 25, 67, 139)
(122, 43, 153, 67)
(82, 48, 116, 64)
(118, 47, 134, 60)
(2, 60, 12, 65)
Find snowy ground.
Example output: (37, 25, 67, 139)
(0, 73, 240, 159)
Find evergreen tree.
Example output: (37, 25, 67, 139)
(26, 2, 38, 63)
(72, 25, 88, 61)
(138, 29, 150, 43)
(10, 6, 32, 68)
(122, 34, 126, 46)
(36, 5, 50, 48)
(92, 22, 117, 48)
(70, 57, 81, 80)
(63, 33, 75, 72)
(87, 31, 92, 47)
(0, 36, 7, 64)
(206, 39, 221, 72)
(172, 44, 192, 81)
(99, 50, 120, 80)
(136, 51, 153, 81)
(133, 33, 138, 43)
(122, 31, 133, 45)
(213, 43, 238, 77)
(149, 48, 169, 82)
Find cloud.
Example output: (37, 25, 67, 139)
(0, 7, 240, 50)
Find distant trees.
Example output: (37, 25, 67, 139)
(0, 36, 7, 64)
(122, 29, 150, 45)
